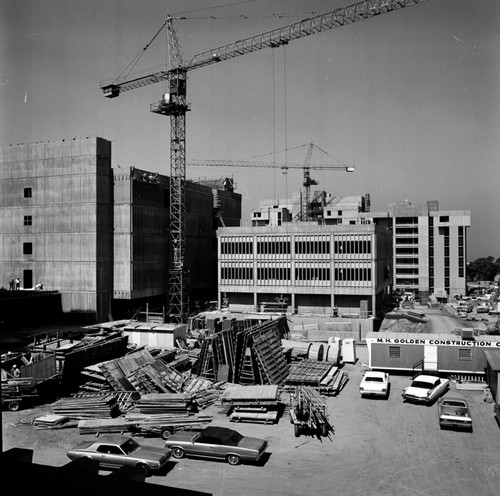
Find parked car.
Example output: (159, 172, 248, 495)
(402, 374, 450, 404)
(165, 426, 268, 465)
(66, 435, 171, 475)
(359, 370, 390, 398)
(437, 397, 473, 431)
(476, 303, 490, 314)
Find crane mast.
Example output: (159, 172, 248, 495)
(100, 0, 428, 323)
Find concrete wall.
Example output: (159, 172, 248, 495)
(0, 138, 113, 322)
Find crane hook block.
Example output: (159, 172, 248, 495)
(102, 84, 120, 98)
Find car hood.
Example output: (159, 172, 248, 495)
(238, 437, 267, 451)
(134, 446, 171, 461)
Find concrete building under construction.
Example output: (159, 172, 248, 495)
(0, 137, 241, 323)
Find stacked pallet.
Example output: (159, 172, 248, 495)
(219, 385, 281, 424)
(51, 394, 121, 419)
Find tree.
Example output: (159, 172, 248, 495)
(467, 256, 500, 282)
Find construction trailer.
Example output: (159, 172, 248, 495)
(365, 332, 500, 377)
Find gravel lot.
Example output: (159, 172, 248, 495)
(3, 344, 499, 496)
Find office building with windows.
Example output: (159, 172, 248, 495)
(217, 214, 393, 318)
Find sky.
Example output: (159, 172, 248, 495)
(1, 0, 499, 261)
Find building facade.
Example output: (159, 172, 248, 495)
(1, 138, 242, 323)
(0, 137, 113, 321)
(217, 219, 393, 317)
(368, 201, 471, 300)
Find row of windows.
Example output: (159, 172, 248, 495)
(395, 227, 418, 235)
(334, 240, 371, 254)
(396, 268, 419, 275)
(396, 247, 418, 255)
(220, 265, 372, 282)
(395, 238, 418, 245)
(221, 241, 253, 255)
(387, 346, 473, 361)
(334, 267, 372, 281)
(395, 217, 418, 225)
(220, 238, 372, 256)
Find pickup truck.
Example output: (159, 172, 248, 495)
(437, 397, 472, 431)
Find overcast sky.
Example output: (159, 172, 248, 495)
(1, 0, 499, 261)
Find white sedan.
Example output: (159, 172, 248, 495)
(402, 374, 450, 404)
(359, 371, 390, 398)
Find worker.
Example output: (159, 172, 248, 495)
(11, 364, 21, 378)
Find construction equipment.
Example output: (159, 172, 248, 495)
(99, 0, 429, 322)
(188, 142, 355, 221)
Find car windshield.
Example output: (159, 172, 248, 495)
(365, 377, 384, 382)
(120, 438, 140, 454)
(411, 381, 433, 389)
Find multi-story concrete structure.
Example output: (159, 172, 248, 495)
(368, 200, 471, 301)
(1, 138, 242, 323)
(247, 195, 471, 305)
(217, 213, 393, 318)
(0, 137, 114, 321)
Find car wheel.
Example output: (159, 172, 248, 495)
(226, 454, 241, 466)
(172, 447, 184, 459)
(136, 463, 150, 476)
(161, 427, 174, 440)
(8, 401, 20, 412)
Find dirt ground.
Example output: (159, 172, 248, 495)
(3, 344, 500, 496)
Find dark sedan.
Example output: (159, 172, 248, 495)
(66, 435, 171, 475)
(165, 426, 268, 465)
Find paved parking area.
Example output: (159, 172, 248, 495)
(3, 345, 500, 496)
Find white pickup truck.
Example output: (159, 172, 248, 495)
(437, 397, 472, 431)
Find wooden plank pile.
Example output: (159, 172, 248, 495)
(51, 394, 122, 419)
(284, 359, 348, 396)
(129, 392, 194, 415)
(33, 414, 76, 430)
(218, 385, 281, 424)
(194, 316, 290, 386)
(77, 412, 213, 436)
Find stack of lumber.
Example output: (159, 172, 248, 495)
(130, 392, 194, 415)
(219, 385, 281, 424)
(51, 394, 121, 419)
(33, 414, 75, 430)
(284, 360, 334, 389)
(78, 417, 134, 435)
(71, 391, 137, 413)
(78, 413, 213, 436)
(319, 368, 349, 396)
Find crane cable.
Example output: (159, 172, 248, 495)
(113, 20, 167, 85)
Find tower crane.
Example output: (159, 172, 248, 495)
(187, 154, 355, 221)
(100, 0, 428, 323)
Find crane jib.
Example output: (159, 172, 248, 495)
(100, 0, 428, 96)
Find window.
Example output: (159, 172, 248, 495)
(24, 215, 32, 226)
(388, 346, 401, 358)
(24, 187, 32, 198)
(458, 348, 472, 361)
(439, 216, 449, 222)
(23, 243, 33, 255)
